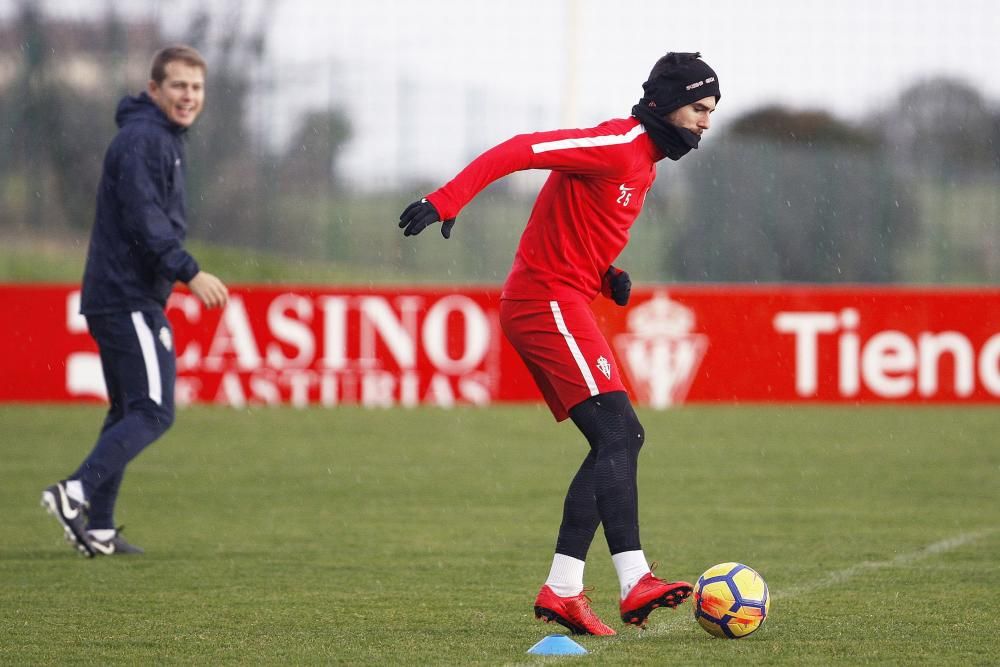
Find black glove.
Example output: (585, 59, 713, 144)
(601, 265, 631, 306)
(398, 198, 456, 239)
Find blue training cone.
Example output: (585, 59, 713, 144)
(527, 634, 588, 655)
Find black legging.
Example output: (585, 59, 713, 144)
(556, 391, 645, 560)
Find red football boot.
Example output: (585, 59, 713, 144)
(619, 572, 693, 627)
(534, 585, 616, 636)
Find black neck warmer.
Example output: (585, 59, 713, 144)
(631, 103, 701, 161)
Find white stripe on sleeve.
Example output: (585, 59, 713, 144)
(131, 311, 163, 406)
(549, 301, 599, 396)
(531, 124, 646, 154)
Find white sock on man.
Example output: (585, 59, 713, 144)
(544, 554, 586, 597)
(65, 479, 86, 504)
(87, 528, 116, 542)
(612, 550, 651, 598)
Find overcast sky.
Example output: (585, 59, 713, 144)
(12, 0, 1000, 119)
(7, 0, 1000, 186)
(263, 0, 1000, 124)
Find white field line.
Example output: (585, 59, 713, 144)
(772, 528, 995, 601)
(507, 529, 995, 664)
(592, 528, 997, 647)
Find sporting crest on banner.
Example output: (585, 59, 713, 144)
(614, 292, 708, 408)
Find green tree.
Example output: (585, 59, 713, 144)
(181, 3, 288, 253)
(1, 4, 146, 231)
(9, 2, 51, 231)
(884, 77, 996, 181)
(668, 107, 915, 282)
(878, 78, 1000, 282)
(732, 106, 877, 149)
(44, 88, 112, 229)
(279, 109, 351, 190)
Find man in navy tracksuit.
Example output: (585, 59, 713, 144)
(41, 45, 229, 557)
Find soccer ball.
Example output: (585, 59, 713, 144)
(693, 562, 770, 638)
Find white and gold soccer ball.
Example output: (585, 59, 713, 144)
(693, 562, 770, 638)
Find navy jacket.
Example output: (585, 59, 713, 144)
(80, 92, 200, 315)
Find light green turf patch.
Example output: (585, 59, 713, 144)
(2, 404, 997, 664)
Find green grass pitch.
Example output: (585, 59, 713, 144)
(2, 404, 998, 664)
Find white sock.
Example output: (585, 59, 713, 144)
(612, 550, 651, 598)
(65, 479, 86, 504)
(87, 528, 116, 542)
(544, 554, 586, 597)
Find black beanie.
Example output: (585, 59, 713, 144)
(639, 52, 720, 112)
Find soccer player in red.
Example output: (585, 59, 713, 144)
(399, 52, 720, 635)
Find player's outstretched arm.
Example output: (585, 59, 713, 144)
(398, 198, 456, 239)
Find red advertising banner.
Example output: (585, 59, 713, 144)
(2, 284, 999, 406)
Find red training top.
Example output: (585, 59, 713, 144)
(426, 116, 662, 303)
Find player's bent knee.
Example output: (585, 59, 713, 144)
(133, 399, 175, 434)
(569, 391, 642, 452)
